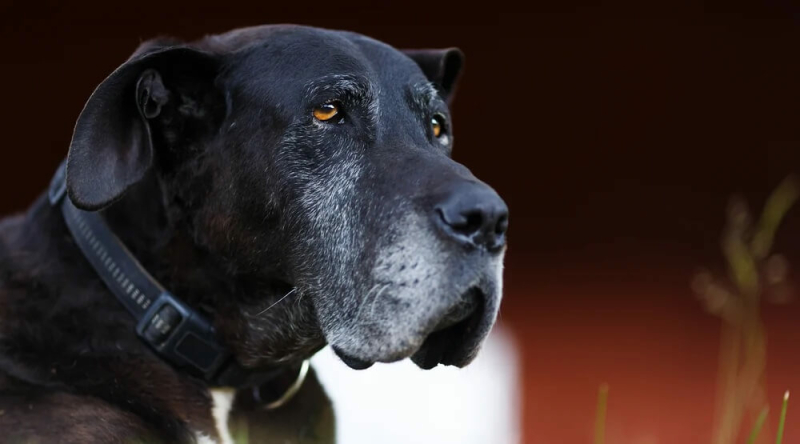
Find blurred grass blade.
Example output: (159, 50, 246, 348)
(746, 406, 769, 444)
(751, 175, 800, 260)
(594, 383, 609, 444)
(776, 390, 789, 444)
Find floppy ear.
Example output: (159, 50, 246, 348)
(66, 45, 220, 211)
(403, 48, 464, 102)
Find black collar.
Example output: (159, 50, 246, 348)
(49, 161, 306, 399)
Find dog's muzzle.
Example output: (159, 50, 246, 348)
(409, 286, 485, 369)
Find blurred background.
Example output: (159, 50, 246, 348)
(2, 1, 800, 443)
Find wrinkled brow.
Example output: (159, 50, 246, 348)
(406, 81, 440, 114)
(303, 74, 376, 103)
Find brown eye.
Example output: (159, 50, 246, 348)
(431, 119, 442, 138)
(431, 115, 445, 138)
(313, 102, 340, 122)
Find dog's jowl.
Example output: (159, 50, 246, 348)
(0, 25, 508, 443)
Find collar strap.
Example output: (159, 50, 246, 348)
(49, 161, 306, 395)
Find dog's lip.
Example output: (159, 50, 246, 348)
(410, 287, 485, 370)
(331, 286, 486, 370)
(431, 287, 481, 332)
(332, 346, 375, 370)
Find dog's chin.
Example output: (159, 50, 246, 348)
(332, 286, 493, 371)
(409, 288, 486, 370)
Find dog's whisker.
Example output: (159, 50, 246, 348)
(253, 288, 297, 316)
(293, 289, 305, 307)
(368, 284, 390, 319)
(355, 283, 382, 322)
(366, 284, 388, 326)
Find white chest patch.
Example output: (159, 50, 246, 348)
(194, 388, 236, 444)
(194, 432, 220, 444)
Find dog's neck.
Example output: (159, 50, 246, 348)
(95, 171, 324, 368)
(0, 169, 324, 442)
(102, 173, 223, 310)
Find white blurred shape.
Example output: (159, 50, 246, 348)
(312, 325, 521, 444)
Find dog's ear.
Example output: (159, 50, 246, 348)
(403, 48, 464, 102)
(66, 45, 220, 211)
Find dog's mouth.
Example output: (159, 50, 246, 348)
(333, 287, 486, 370)
(410, 287, 485, 369)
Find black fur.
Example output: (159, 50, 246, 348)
(0, 25, 507, 442)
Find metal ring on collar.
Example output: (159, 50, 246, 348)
(256, 359, 311, 410)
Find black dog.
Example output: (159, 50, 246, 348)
(0, 25, 508, 443)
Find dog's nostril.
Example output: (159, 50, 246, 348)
(495, 213, 509, 236)
(446, 210, 485, 236)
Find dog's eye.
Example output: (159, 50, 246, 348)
(431, 114, 446, 138)
(313, 102, 341, 122)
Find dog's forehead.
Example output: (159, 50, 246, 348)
(218, 26, 427, 101)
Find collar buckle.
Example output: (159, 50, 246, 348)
(135, 293, 230, 381)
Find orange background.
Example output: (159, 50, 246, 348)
(2, 2, 800, 442)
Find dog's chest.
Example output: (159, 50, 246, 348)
(194, 388, 236, 444)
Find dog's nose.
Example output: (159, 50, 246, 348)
(434, 182, 508, 251)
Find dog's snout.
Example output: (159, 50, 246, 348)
(434, 182, 508, 251)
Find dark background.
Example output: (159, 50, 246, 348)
(2, 1, 800, 442)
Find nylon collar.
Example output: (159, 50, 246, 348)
(49, 161, 308, 400)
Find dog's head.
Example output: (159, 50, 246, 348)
(65, 25, 508, 370)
